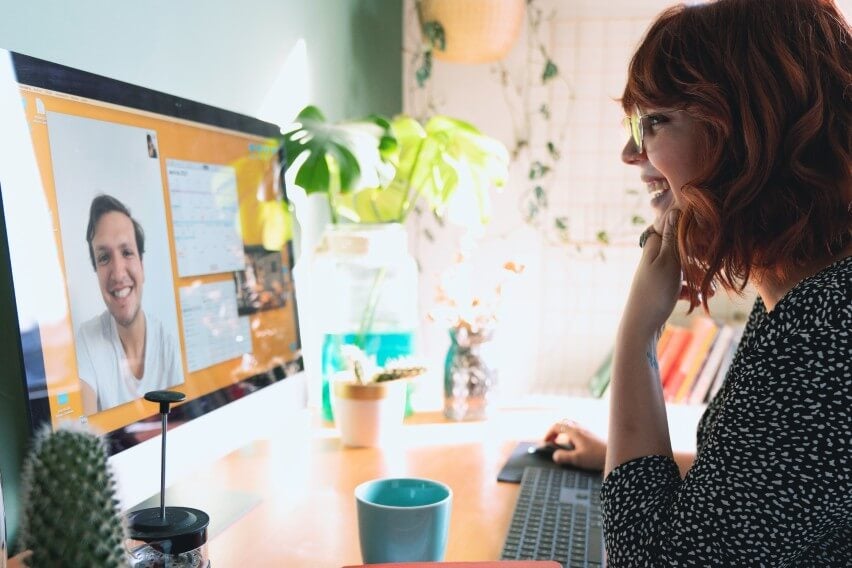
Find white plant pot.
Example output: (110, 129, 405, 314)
(332, 379, 407, 448)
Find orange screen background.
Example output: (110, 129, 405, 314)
(20, 86, 299, 433)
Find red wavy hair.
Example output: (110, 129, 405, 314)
(622, 0, 852, 310)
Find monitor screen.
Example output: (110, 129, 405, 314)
(1, 51, 303, 458)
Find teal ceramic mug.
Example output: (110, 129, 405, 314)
(354, 477, 453, 563)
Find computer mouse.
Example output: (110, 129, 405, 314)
(527, 441, 575, 458)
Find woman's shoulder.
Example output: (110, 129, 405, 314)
(806, 254, 851, 293)
(776, 255, 851, 326)
(730, 257, 849, 391)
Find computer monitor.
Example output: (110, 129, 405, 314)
(0, 50, 306, 511)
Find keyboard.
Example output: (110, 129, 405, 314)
(500, 466, 606, 568)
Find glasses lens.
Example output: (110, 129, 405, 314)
(622, 116, 633, 141)
(631, 113, 642, 151)
(622, 114, 643, 151)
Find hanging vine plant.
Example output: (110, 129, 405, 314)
(493, 0, 647, 253)
(408, 0, 647, 255)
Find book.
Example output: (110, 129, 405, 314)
(588, 327, 670, 399)
(687, 324, 736, 404)
(656, 325, 675, 358)
(667, 317, 719, 403)
(657, 325, 692, 388)
(599, 374, 612, 400)
(707, 324, 745, 401)
(587, 349, 614, 398)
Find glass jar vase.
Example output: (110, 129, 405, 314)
(443, 326, 498, 421)
(312, 223, 418, 421)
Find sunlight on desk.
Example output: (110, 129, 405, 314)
(201, 398, 704, 567)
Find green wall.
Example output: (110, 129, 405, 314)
(304, 1, 404, 121)
(0, 0, 402, 548)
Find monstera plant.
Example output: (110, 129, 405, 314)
(282, 106, 509, 421)
(281, 105, 509, 227)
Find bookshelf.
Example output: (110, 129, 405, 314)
(589, 287, 756, 404)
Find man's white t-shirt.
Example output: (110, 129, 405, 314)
(76, 310, 184, 412)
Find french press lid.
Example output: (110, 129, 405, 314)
(126, 391, 210, 554)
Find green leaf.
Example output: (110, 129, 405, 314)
(364, 114, 391, 131)
(542, 59, 558, 82)
(330, 144, 361, 193)
(282, 105, 387, 197)
(335, 185, 406, 223)
(525, 202, 539, 222)
(389, 115, 427, 171)
(390, 114, 508, 224)
(415, 21, 444, 89)
(293, 104, 324, 123)
(283, 106, 508, 229)
(539, 104, 550, 119)
(416, 51, 433, 88)
(631, 215, 646, 225)
(596, 231, 611, 245)
(363, 115, 397, 157)
(423, 21, 446, 51)
(529, 161, 551, 179)
(546, 141, 560, 160)
(293, 148, 332, 195)
(554, 217, 571, 243)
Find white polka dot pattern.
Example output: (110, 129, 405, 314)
(601, 256, 852, 566)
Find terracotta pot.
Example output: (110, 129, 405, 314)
(419, 0, 525, 64)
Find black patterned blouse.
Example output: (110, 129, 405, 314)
(601, 256, 851, 567)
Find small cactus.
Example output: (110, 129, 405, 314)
(18, 424, 128, 567)
(372, 366, 427, 383)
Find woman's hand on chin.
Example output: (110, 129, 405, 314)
(622, 209, 682, 339)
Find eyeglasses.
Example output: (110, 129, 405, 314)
(622, 106, 651, 154)
(622, 107, 687, 153)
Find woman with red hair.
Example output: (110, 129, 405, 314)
(544, 0, 851, 564)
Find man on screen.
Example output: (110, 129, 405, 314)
(77, 194, 183, 413)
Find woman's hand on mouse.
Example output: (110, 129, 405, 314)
(543, 419, 607, 471)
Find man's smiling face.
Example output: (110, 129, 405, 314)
(92, 211, 144, 328)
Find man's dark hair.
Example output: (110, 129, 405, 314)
(86, 194, 145, 270)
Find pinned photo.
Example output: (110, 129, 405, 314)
(234, 245, 293, 315)
(146, 133, 158, 158)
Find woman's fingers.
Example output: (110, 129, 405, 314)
(638, 226, 659, 249)
(543, 425, 560, 442)
(552, 446, 577, 466)
(659, 208, 680, 264)
(547, 426, 607, 471)
(642, 209, 679, 262)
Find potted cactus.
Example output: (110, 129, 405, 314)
(16, 425, 128, 567)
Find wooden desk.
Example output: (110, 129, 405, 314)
(192, 399, 702, 567)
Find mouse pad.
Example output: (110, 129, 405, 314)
(497, 441, 566, 483)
